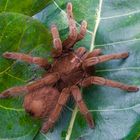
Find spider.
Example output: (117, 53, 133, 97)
(0, 3, 139, 133)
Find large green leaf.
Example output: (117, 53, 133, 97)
(0, 0, 52, 16)
(34, 0, 140, 140)
(0, 12, 52, 139)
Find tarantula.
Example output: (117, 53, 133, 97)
(0, 3, 139, 133)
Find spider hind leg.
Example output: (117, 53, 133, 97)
(41, 88, 70, 133)
(70, 85, 94, 128)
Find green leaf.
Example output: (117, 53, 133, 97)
(0, 12, 52, 139)
(0, 0, 52, 16)
(34, 0, 140, 140)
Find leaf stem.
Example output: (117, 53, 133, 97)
(65, 106, 78, 140)
(90, 0, 103, 51)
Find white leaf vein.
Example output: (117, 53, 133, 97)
(101, 9, 140, 20)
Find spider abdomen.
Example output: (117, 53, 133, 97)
(23, 87, 59, 118)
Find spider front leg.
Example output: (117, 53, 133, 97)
(83, 52, 129, 67)
(70, 85, 94, 128)
(62, 3, 78, 49)
(63, 3, 88, 49)
(51, 24, 63, 57)
(75, 47, 87, 58)
(3, 52, 49, 68)
(81, 76, 139, 92)
(41, 88, 70, 133)
(75, 48, 101, 60)
(76, 20, 87, 42)
(85, 49, 102, 58)
(81, 49, 102, 61)
(0, 73, 60, 98)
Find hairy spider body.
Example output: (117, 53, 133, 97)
(24, 87, 60, 118)
(0, 3, 139, 133)
(51, 51, 88, 89)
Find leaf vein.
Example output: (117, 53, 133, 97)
(0, 16, 19, 45)
(5, 72, 26, 82)
(95, 38, 140, 47)
(101, 9, 140, 20)
(4, 0, 9, 11)
(96, 67, 140, 73)
(89, 104, 140, 112)
(0, 104, 24, 112)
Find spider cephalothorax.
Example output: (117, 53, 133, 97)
(0, 3, 139, 133)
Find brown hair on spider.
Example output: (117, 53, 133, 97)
(0, 2, 139, 133)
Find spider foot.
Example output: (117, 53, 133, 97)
(126, 86, 139, 92)
(41, 121, 53, 133)
(0, 90, 10, 98)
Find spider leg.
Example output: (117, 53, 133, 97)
(41, 88, 70, 133)
(51, 24, 62, 57)
(0, 73, 60, 98)
(62, 3, 78, 49)
(83, 52, 129, 67)
(75, 47, 101, 60)
(69, 20, 87, 48)
(81, 76, 139, 92)
(75, 47, 87, 58)
(76, 20, 87, 42)
(3, 52, 49, 68)
(81, 49, 102, 60)
(70, 85, 94, 128)
(86, 49, 102, 58)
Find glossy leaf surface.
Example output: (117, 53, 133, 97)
(0, 12, 52, 139)
(0, 0, 52, 15)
